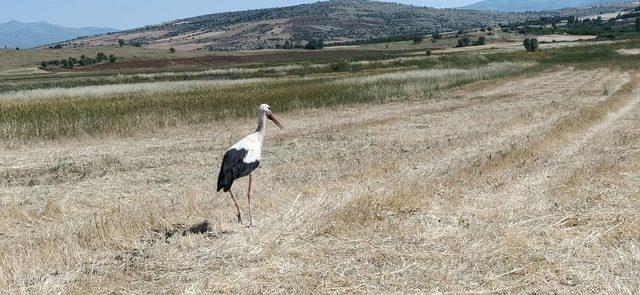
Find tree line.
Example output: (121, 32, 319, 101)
(40, 53, 117, 69)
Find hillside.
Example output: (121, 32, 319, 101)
(462, 0, 625, 12)
(0, 20, 116, 49)
(51, 0, 542, 51)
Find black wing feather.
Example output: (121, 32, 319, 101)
(217, 148, 260, 192)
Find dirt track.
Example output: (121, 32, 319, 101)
(1, 69, 639, 293)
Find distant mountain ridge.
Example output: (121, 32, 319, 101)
(462, 0, 624, 12)
(0, 20, 116, 48)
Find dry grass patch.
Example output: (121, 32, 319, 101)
(1, 67, 639, 293)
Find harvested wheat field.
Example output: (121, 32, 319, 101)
(1, 64, 639, 293)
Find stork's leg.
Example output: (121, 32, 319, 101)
(229, 191, 242, 224)
(247, 174, 254, 227)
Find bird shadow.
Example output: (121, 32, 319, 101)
(151, 221, 235, 243)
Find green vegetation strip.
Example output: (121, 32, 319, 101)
(0, 62, 528, 140)
(1, 40, 639, 141)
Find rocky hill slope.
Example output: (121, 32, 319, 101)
(51, 0, 539, 51)
(462, 0, 625, 12)
(50, 0, 631, 51)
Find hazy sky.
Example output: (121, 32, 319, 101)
(0, 0, 480, 29)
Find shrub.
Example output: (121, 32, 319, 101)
(129, 40, 144, 47)
(432, 32, 442, 40)
(282, 40, 294, 49)
(474, 36, 487, 46)
(457, 36, 472, 47)
(96, 52, 107, 62)
(40, 61, 47, 68)
(67, 58, 74, 69)
(426, 49, 432, 56)
(109, 54, 117, 63)
(169, 47, 176, 53)
(413, 35, 424, 44)
(79, 56, 97, 67)
(350, 63, 363, 72)
(330, 60, 351, 72)
(636, 17, 640, 32)
(523, 38, 539, 52)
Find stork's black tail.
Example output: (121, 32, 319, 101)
(217, 166, 234, 192)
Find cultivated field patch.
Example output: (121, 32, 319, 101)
(1, 67, 638, 293)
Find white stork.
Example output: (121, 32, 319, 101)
(217, 104, 283, 227)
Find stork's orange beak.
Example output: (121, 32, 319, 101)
(267, 112, 284, 129)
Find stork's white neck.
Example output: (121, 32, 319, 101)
(255, 111, 267, 142)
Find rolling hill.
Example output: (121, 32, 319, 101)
(0, 20, 116, 49)
(50, 0, 633, 52)
(462, 0, 624, 12)
(52, 0, 542, 51)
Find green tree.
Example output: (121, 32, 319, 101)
(67, 57, 75, 69)
(96, 52, 106, 62)
(40, 61, 47, 68)
(432, 32, 442, 40)
(108, 54, 117, 63)
(636, 17, 640, 32)
(304, 39, 324, 50)
(118, 39, 125, 47)
(523, 38, 539, 52)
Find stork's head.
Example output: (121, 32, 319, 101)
(259, 104, 283, 129)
